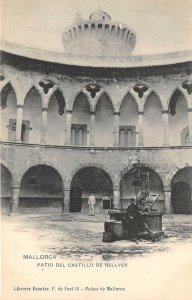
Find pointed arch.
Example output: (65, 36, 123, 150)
(0, 82, 17, 109)
(168, 88, 188, 146)
(95, 92, 114, 146)
(23, 86, 42, 144)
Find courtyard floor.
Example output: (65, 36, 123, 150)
(2, 213, 192, 260)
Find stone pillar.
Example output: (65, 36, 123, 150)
(16, 105, 24, 142)
(65, 110, 72, 145)
(90, 112, 95, 146)
(114, 112, 120, 146)
(164, 186, 172, 214)
(188, 108, 192, 145)
(10, 186, 20, 214)
(162, 110, 169, 146)
(138, 111, 144, 146)
(41, 108, 48, 145)
(113, 188, 121, 209)
(63, 187, 70, 213)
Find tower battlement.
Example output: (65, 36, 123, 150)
(62, 11, 136, 58)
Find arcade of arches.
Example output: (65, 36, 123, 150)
(1, 164, 192, 215)
(1, 83, 191, 147)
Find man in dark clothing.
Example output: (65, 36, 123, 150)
(138, 198, 158, 241)
(123, 198, 140, 241)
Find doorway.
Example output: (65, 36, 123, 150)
(172, 181, 191, 214)
(70, 187, 82, 212)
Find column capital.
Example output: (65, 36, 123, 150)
(162, 110, 169, 114)
(114, 112, 120, 116)
(17, 105, 24, 109)
(163, 186, 171, 192)
(11, 186, 20, 190)
(66, 109, 72, 114)
(188, 108, 192, 112)
(90, 111, 95, 116)
(138, 111, 143, 115)
(42, 107, 48, 112)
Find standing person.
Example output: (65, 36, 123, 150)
(123, 198, 140, 241)
(138, 198, 157, 241)
(88, 193, 96, 216)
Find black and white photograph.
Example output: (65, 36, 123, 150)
(1, 1, 192, 299)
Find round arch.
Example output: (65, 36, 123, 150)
(19, 164, 64, 214)
(1, 163, 13, 214)
(120, 164, 165, 211)
(69, 164, 114, 213)
(171, 166, 192, 214)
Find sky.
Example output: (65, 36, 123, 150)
(1, 0, 192, 55)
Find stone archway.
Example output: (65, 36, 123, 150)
(1, 164, 12, 214)
(121, 165, 165, 211)
(70, 166, 113, 213)
(171, 167, 192, 214)
(19, 165, 64, 214)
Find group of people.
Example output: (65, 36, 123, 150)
(123, 198, 158, 241)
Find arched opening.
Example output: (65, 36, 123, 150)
(121, 166, 165, 211)
(171, 167, 192, 214)
(70, 166, 113, 213)
(119, 93, 138, 147)
(95, 93, 114, 146)
(180, 126, 190, 145)
(143, 92, 163, 146)
(168, 90, 188, 146)
(0, 82, 17, 141)
(47, 89, 66, 145)
(23, 87, 42, 144)
(19, 165, 64, 214)
(1, 164, 12, 214)
(71, 92, 90, 146)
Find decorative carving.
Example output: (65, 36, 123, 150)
(85, 84, 101, 98)
(0, 75, 5, 81)
(182, 81, 192, 95)
(133, 85, 148, 98)
(39, 80, 54, 94)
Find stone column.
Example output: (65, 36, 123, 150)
(113, 188, 121, 209)
(65, 110, 72, 145)
(188, 108, 192, 145)
(162, 110, 169, 146)
(164, 186, 172, 214)
(90, 112, 95, 146)
(15, 105, 24, 142)
(41, 107, 48, 145)
(63, 187, 70, 213)
(10, 186, 20, 214)
(138, 111, 144, 146)
(114, 112, 120, 146)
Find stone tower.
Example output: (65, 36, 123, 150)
(62, 10, 136, 58)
